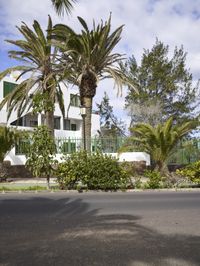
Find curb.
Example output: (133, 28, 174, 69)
(1, 188, 200, 194)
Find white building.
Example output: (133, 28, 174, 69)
(0, 74, 101, 164)
(0, 75, 100, 137)
(0, 74, 151, 166)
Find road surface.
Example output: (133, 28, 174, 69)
(0, 191, 200, 266)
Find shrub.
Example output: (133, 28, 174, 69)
(176, 161, 200, 184)
(56, 151, 130, 190)
(144, 170, 162, 189)
(25, 126, 57, 189)
(132, 177, 142, 189)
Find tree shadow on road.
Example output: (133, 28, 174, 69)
(0, 195, 199, 266)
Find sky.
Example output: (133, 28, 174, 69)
(0, 0, 200, 128)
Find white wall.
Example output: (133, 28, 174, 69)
(5, 149, 150, 166)
(107, 152, 151, 165)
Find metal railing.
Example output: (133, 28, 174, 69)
(167, 139, 200, 165)
(15, 137, 200, 165)
(55, 137, 125, 154)
(15, 137, 125, 155)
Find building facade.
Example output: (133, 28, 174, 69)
(0, 74, 101, 164)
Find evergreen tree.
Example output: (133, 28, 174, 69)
(96, 92, 126, 137)
(124, 40, 199, 126)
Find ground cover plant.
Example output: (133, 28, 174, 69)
(176, 161, 200, 185)
(143, 170, 162, 189)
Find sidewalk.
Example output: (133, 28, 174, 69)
(3, 177, 57, 185)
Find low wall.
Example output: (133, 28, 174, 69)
(108, 152, 150, 166)
(5, 149, 151, 166)
(2, 161, 33, 179)
(3, 150, 150, 179)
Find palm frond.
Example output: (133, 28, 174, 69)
(1, 16, 67, 129)
(51, 0, 76, 16)
(130, 117, 198, 167)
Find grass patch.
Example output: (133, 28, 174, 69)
(0, 185, 55, 191)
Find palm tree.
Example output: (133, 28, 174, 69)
(130, 117, 198, 174)
(51, 0, 77, 16)
(0, 16, 67, 135)
(52, 15, 136, 150)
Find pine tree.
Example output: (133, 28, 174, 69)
(123, 40, 199, 126)
(96, 92, 126, 137)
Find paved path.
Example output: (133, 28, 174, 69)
(0, 191, 200, 266)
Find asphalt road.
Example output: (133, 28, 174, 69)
(0, 191, 200, 266)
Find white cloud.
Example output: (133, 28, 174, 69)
(0, 0, 200, 127)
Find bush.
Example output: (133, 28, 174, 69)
(132, 177, 142, 189)
(56, 151, 130, 190)
(144, 170, 162, 189)
(25, 126, 57, 189)
(176, 161, 200, 184)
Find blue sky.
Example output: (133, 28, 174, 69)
(0, 0, 200, 126)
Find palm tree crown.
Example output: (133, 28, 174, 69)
(51, 0, 77, 16)
(131, 117, 198, 173)
(0, 16, 66, 134)
(52, 15, 136, 149)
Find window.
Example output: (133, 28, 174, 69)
(70, 94, 80, 107)
(63, 119, 70, 130)
(29, 120, 38, 127)
(62, 142, 76, 153)
(54, 117, 60, 130)
(10, 118, 23, 126)
(3, 81, 17, 97)
(15, 139, 29, 155)
(71, 124, 77, 131)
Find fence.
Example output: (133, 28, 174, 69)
(15, 137, 200, 165)
(167, 139, 200, 165)
(15, 137, 125, 155)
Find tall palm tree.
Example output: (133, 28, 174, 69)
(52, 15, 136, 150)
(0, 16, 67, 135)
(51, 0, 77, 16)
(130, 117, 198, 174)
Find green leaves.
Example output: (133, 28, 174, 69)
(97, 92, 126, 137)
(130, 117, 198, 173)
(53, 15, 135, 93)
(125, 40, 198, 125)
(51, 0, 76, 16)
(25, 126, 56, 178)
(0, 127, 17, 162)
(177, 161, 200, 184)
(0, 16, 66, 132)
(56, 151, 130, 190)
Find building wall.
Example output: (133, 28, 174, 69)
(0, 75, 100, 138)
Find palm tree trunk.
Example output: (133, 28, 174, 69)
(44, 111, 54, 137)
(82, 97, 92, 152)
(155, 161, 169, 176)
